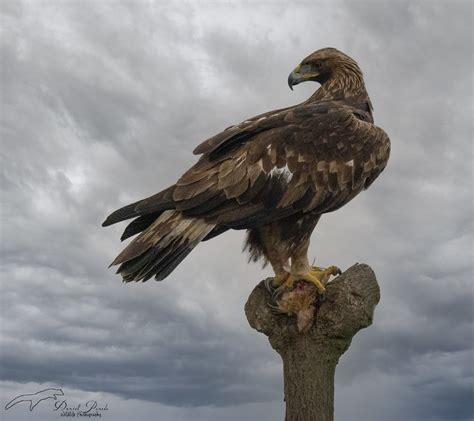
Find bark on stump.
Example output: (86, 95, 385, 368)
(244, 263, 380, 421)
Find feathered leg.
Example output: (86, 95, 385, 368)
(245, 225, 290, 288)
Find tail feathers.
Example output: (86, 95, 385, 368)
(102, 186, 175, 227)
(121, 214, 159, 241)
(102, 200, 142, 227)
(110, 210, 214, 282)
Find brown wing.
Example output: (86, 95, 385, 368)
(173, 102, 390, 231)
(102, 101, 390, 282)
(192, 105, 293, 156)
(103, 101, 390, 238)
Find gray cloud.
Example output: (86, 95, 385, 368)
(1, 1, 472, 420)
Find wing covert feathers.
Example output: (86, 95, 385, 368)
(174, 108, 390, 221)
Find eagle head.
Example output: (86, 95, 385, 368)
(288, 47, 363, 90)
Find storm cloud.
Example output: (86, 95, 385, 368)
(1, 1, 472, 420)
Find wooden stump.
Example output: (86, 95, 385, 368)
(245, 264, 380, 421)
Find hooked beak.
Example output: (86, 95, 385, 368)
(287, 64, 320, 90)
(287, 70, 299, 91)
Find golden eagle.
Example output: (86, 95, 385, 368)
(103, 48, 390, 294)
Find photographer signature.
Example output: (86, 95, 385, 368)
(4, 387, 108, 417)
(54, 399, 109, 417)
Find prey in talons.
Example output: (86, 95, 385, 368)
(265, 279, 327, 333)
(263, 246, 342, 332)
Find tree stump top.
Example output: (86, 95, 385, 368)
(244, 263, 381, 421)
(245, 263, 379, 346)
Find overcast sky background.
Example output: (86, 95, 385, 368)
(1, 1, 473, 420)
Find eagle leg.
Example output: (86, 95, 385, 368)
(265, 243, 290, 289)
(280, 237, 341, 293)
(263, 246, 291, 289)
(245, 226, 290, 290)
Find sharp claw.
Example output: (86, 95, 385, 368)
(263, 278, 275, 294)
(272, 284, 286, 299)
(263, 278, 285, 308)
(267, 303, 287, 314)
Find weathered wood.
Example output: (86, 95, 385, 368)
(245, 263, 380, 421)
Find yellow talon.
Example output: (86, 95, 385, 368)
(282, 265, 341, 293)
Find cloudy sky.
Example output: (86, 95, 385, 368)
(1, 0, 472, 420)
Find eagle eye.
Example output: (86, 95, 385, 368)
(314, 61, 322, 68)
